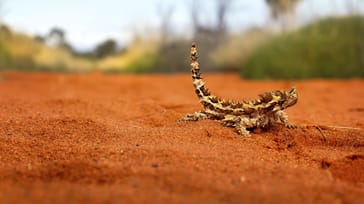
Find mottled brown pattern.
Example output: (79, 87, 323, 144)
(209, 97, 219, 103)
(221, 101, 230, 107)
(260, 92, 274, 103)
(230, 102, 242, 109)
(222, 109, 234, 114)
(180, 43, 298, 136)
(244, 108, 255, 114)
(200, 86, 210, 96)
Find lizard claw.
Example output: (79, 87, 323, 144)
(285, 123, 297, 129)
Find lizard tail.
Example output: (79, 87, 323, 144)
(190, 42, 201, 80)
(190, 42, 211, 100)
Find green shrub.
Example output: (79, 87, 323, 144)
(0, 44, 12, 68)
(241, 16, 364, 79)
(122, 51, 161, 73)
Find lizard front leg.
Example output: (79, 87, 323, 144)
(275, 111, 297, 128)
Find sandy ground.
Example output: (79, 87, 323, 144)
(0, 72, 363, 204)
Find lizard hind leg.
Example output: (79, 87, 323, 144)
(179, 111, 209, 122)
(222, 116, 255, 137)
(236, 117, 258, 137)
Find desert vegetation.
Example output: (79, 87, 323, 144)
(0, 0, 362, 79)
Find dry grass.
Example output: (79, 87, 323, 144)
(1, 28, 93, 71)
(97, 38, 160, 72)
(34, 46, 93, 72)
(211, 29, 272, 70)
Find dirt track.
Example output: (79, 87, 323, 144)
(0, 72, 363, 203)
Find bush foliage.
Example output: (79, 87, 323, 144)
(241, 16, 364, 79)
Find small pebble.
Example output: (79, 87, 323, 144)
(151, 163, 159, 168)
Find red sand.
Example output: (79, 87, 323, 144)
(0, 72, 363, 203)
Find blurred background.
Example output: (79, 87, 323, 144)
(0, 0, 363, 79)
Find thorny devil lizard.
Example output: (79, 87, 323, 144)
(179, 43, 298, 137)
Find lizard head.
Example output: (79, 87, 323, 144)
(261, 86, 297, 112)
(276, 86, 298, 111)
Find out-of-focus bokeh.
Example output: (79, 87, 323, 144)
(0, 0, 363, 78)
